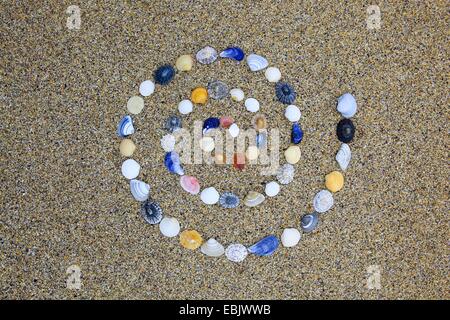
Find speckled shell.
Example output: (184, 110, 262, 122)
(130, 179, 150, 202)
(225, 244, 248, 262)
(336, 143, 351, 171)
(246, 54, 269, 71)
(248, 235, 279, 256)
(276, 164, 295, 185)
(196, 46, 218, 65)
(140, 200, 163, 225)
(313, 190, 334, 213)
(207, 80, 229, 100)
(201, 238, 225, 257)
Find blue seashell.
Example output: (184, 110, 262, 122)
(202, 117, 220, 134)
(248, 235, 279, 256)
(300, 212, 319, 233)
(275, 82, 297, 105)
(117, 115, 135, 137)
(164, 151, 184, 175)
(165, 115, 182, 132)
(291, 123, 303, 144)
(154, 64, 175, 85)
(219, 47, 245, 61)
(256, 132, 267, 148)
(140, 199, 163, 225)
(219, 192, 240, 209)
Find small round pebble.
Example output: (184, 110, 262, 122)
(121, 159, 140, 179)
(265, 181, 280, 197)
(200, 187, 220, 205)
(285, 105, 301, 122)
(284, 145, 301, 164)
(139, 80, 155, 97)
(281, 228, 301, 247)
(127, 96, 144, 115)
(119, 139, 136, 157)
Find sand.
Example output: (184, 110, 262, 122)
(0, 1, 448, 299)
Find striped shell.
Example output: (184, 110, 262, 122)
(246, 54, 269, 72)
(130, 179, 150, 202)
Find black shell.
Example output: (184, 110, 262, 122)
(336, 119, 355, 143)
(140, 200, 163, 225)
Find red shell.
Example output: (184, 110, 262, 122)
(220, 116, 234, 129)
(233, 153, 246, 170)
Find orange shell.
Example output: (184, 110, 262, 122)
(191, 87, 208, 104)
(180, 230, 203, 250)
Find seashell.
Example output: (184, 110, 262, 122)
(191, 87, 208, 104)
(119, 139, 136, 157)
(207, 80, 229, 100)
(246, 53, 269, 72)
(121, 159, 140, 179)
(284, 145, 301, 164)
(228, 123, 240, 138)
(313, 190, 334, 213)
(291, 123, 303, 144)
(160, 134, 176, 152)
(220, 116, 234, 129)
(245, 146, 259, 161)
(243, 191, 265, 207)
(230, 88, 244, 102)
(337, 93, 357, 118)
(130, 179, 150, 202)
(140, 199, 163, 225)
(117, 115, 135, 137)
(265, 181, 280, 197)
(200, 187, 220, 205)
(325, 171, 344, 193)
(281, 228, 301, 247)
(248, 235, 279, 256)
(175, 54, 193, 72)
(165, 115, 182, 132)
(180, 230, 203, 250)
(139, 80, 155, 97)
(159, 217, 180, 237)
(199, 137, 215, 152)
(265, 67, 281, 82)
(219, 47, 244, 61)
(164, 151, 184, 175)
(219, 192, 240, 209)
(196, 46, 218, 65)
(256, 132, 267, 148)
(336, 119, 355, 143)
(214, 153, 227, 165)
(180, 175, 200, 195)
(284, 105, 301, 122)
(201, 238, 225, 257)
(127, 96, 144, 115)
(225, 244, 248, 262)
(202, 117, 220, 134)
(300, 212, 319, 233)
(233, 153, 246, 170)
(245, 98, 260, 113)
(153, 64, 175, 85)
(178, 99, 193, 115)
(252, 114, 267, 130)
(276, 164, 295, 185)
(275, 82, 297, 105)
(336, 143, 351, 171)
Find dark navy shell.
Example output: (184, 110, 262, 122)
(140, 200, 163, 225)
(202, 117, 220, 134)
(275, 82, 296, 105)
(336, 119, 355, 143)
(154, 64, 175, 85)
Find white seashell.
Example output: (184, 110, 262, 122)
(160, 134, 176, 152)
(199, 137, 215, 152)
(230, 88, 245, 102)
(159, 217, 180, 237)
(121, 159, 140, 179)
(225, 244, 248, 262)
(281, 228, 301, 247)
(178, 99, 193, 115)
(337, 93, 357, 118)
(201, 238, 225, 257)
(265, 67, 281, 82)
(285, 105, 301, 122)
(336, 143, 351, 171)
(313, 190, 334, 213)
(245, 98, 260, 113)
(228, 123, 240, 138)
(130, 179, 150, 201)
(246, 54, 269, 72)
(265, 181, 280, 197)
(200, 187, 220, 205)
(139, 80, 155, 97)
(243, 191, 265, 207)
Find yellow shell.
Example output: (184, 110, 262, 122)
(180, 230, 203, 250)
(214, 153, 226, 165)
(325, 171, 344, 192)
(284, 145, 301, 164)
(119, 139, 136, 157)
(175, 54, 193, 71)
(191, 87, 208, 104)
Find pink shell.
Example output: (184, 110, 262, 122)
(180, 176, 200, 195)
(220, 116, 234, 129)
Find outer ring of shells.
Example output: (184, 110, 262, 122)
(117, 45, 357, 262)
